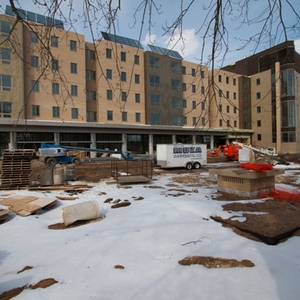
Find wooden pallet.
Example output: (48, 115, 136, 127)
(0, 149, 35, 189)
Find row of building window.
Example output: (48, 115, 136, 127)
(2, 78, 294, 126)
(29, 81, 143, 103)
(0, 100, 236, 128)
(105, 48, 140, 65)
(24, 27, 203, 79)
(149, 95, 207, 110)
(30, 31, 78, 52)
(30, 54, 144, 84)
(218, 74, 237, 85)
(256, 131, 296, 142)
(151, 58, 205, 78)
(218, 119, 238, 127)
(218, 89, 237, 100)
(149, 113, 206, 126)
(32, 105, 78, 119)
(219, 104, 238, 114)
(150, 75, 201, 93)
(1, 46, 200, 82)
(30, 104, 141, 123)
(28, 76, 205, 96)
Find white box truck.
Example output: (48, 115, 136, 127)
(156, 144, 207, 169)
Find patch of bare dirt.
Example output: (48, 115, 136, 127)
(114, 265, 125, 269)
(48, 216, 106, 229)
(30, 160, 154, 183)
(17, 266, 33, 274)
(0, 277, 58, 300)
(276, 173, 300, 188)
(111, 201, 131, 209)
(171, 176, 200, 184)
(178, 256, 254, 268)
(211, 200, 300, 245)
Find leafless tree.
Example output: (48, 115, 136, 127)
(1, 0, 299, 134)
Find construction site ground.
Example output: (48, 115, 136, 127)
(1, 152, 300, 245)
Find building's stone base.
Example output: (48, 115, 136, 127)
(209, 167, 284, 198)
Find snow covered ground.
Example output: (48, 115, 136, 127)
(1, 164, 300, 300)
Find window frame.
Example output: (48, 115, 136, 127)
(150, 94, 160, 106)
(149, 56, 159, 68)
(106, 48, 112, 59)
(70, 62, 77, 74)
(172, 97, 181, 108)
(0, 101, 12, 118)
(171, 79, 181, 91)
(150, 75, 160, 87)
(0, 21, 10, 38)
(107, 110, 113, 120)
(121, 51, 126, 62)
(31, 55, 39, 68)
(31, 80, 39, 92)
(52, 106, 60, 118)
(52, 82, 59, 94)
(134, 55, 140, 65)
(106, 69, 112, 79)
(171, 61, 180, 73)
(121, 71, 127, 82)
(135, 93, 140, 103)
(135, 74, 140, 84)
(150, 113, 161, 125)
(51, 36, 58, 47)
(86, 90, 96, 101)
(71, 85, 78, 96)
(71, 107, 78, 119)
(30, 31, 38, 43)
(0, 48, 11, 64)
(70, 40, 77, 51)
(122, 111, 127, 121)
(32, 105, 40, 116)
(0, 75, 11, 91)
(121, 91, 127, 102)
(135, 112, 141, 122)
(52, 59, 59, 71)
(107, 89, 113, 100)
(87, 111, 97, 121)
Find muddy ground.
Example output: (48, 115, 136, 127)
(27, 155, 300, 246)
(2, 154, 300, 246)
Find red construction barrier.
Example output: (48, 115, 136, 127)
(240, 163, 273, 173)
(259, 187, 300, 204)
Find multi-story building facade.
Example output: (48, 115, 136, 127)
(223, 41, 300, 153)
(208, 69, 241, 134)
(1, 6, 299, 155)
(23, 21, 86, 123)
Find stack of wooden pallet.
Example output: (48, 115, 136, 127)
(0, 149, 35, 189)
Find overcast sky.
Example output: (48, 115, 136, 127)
(1, 0, 300, 67)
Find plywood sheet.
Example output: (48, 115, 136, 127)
(0, 195, 57, 216)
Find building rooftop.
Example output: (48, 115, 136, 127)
(148, 44, 183, 60)
(101, 31, 144, 49)
(5, 5, 64, 29)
